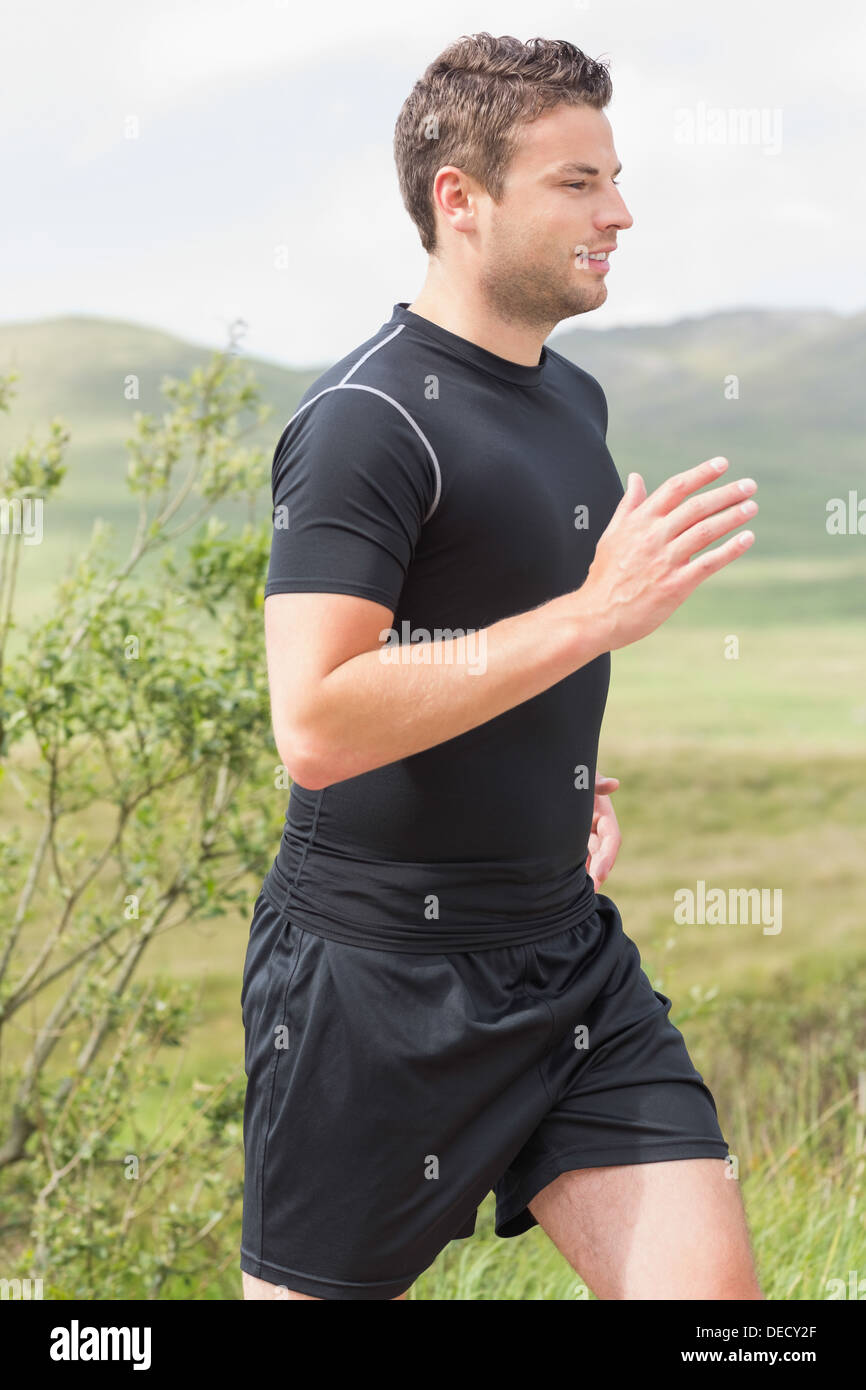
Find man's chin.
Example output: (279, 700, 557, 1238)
(561, 283, 607, 318)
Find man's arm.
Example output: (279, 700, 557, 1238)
(268, 457, 757, 789)
(267, 582, 603, 789)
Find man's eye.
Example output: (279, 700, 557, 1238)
(568, 182, 587, 190)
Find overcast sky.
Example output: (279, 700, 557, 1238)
(3, 0, 863, 368)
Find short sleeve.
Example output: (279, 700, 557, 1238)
(265, 385, 437, 612)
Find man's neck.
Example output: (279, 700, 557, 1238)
(406, 280, 547, 368)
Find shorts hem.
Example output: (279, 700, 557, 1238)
(239, 1247, 421, 1301)
(495, 1138, 731, 1239)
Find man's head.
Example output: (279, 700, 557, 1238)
(394, 33, 633, 329)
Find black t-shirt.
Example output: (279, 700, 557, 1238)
(262, 302, 624, 951)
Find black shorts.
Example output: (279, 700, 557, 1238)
(239, 889, 728, 1300)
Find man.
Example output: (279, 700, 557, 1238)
(240, 32, 762, 1301)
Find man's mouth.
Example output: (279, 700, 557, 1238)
(575, 246, 615, 273)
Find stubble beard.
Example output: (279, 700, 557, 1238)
(477, 236, 606, 336)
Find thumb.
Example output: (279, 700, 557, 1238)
(619, 472, 646, 513)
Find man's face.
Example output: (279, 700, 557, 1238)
(473, 103, 633, 330)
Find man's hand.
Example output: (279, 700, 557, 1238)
(586, 772, 621, 892)
(578, 457, 758, 652)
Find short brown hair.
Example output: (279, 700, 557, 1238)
(393, 33, 613, 255)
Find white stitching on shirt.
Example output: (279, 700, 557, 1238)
(282, 323, 442, 522)
(338, 324, 405, 384)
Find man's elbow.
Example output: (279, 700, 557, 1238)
(279, 729, 344, 791)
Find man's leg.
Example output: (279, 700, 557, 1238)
(529, 1156, 762, 1299)
(242, 1271, 409, 1300)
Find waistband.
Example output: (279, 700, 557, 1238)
(260, 835, 599, 954)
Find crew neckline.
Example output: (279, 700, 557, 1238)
(389, 303, 548, 387)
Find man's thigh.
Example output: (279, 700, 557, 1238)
(529, 1156, 762, 1300)
(242, 1271, 409, 1300)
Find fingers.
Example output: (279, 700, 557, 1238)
(644, 456, 729, 517)
(662, 476, 757, 543)
(615, 472, 646, 517)
(671, 496, 758, 563)
(588, 837, 619, 887)
(587, 803, 622, 889)
(590, 454, 756, 642)
(679, 527, 756, 593)
(595, 774, 619, 794)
